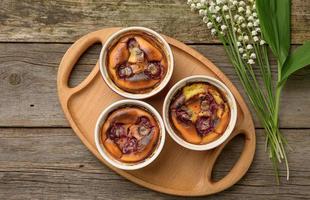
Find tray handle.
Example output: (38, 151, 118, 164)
(57, 28, 121, 99)
(206, 118, 255, 193)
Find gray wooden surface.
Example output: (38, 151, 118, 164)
(0, 0, 309, 199)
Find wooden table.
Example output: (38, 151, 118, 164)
(0, 1, 309, 199)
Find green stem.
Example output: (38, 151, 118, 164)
(274, 61, 283, 125)
(273, 84, 283, 127)
(268, 60, 290, 182)
(199, 3, 290, 182)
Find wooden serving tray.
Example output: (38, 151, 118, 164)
(57, 27, 256, 196)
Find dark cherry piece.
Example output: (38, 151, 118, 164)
(122, 138, 138, 154)
(128, 38, 144, 63)
(137, 116, 151, 126)
(176, 107, 192, 124)
(170, 94, 185, 109)
(117, 65, 133, 79)
(205, 93, 214, 102)
(144, 62, 162, 79)
(108, 116, 155, 154)
(200, 99, 210, 111)
(136, 116, 152, 136)
(195, 116, 214, 136)
(108, 123, 127, 140)
(209, 101, 218, 114)
(128, 38, 138, 48)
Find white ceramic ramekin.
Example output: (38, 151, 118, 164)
(94, 99, 166, 170)
(162, 75, 237, 151)
(99, 27, 174, 99)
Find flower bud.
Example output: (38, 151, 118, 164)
(247, 59, 255, 65)
(254, 21, 259, 27)
(223, 5, 229, 11)
(253, 36, 259, 42)
(238, 7, 245, 12)
(211, 28, 217, 35)
(250, 53, 256, 59)
(239, 1, 246, 6)
(216, 16, 222, 22)
(196, 3, 202, 9)
(238, 16, 244, 23)
(190, 3, 196, 11)
(260, 40, 266, 45)
(203, 16, 209, 23)
(207, 22, 213, 29)
(246, 9, 251, 16)
(199, 9, 205, 16)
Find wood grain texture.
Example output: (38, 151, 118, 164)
(0, 0, 309, 198)
(0, 0, 309, 44)
(0, 43, 309, 128)
(55, 28, 256, 196)
(0, 128, 309, 199)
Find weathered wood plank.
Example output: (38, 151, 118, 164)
(0, 128, 309, 199)
(0, 0, 309, 44)
(0, 43, 309, 128)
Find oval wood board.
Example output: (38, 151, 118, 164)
(57, 27, 256, 196)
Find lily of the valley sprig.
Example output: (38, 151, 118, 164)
(192, 0, 266, 66)
(187, 0, 310, 183)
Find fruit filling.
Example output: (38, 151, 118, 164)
(107, 33, 168, 93)
(169, 83, 230, 144)
(101, 106, 159, 163)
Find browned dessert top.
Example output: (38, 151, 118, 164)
(101, 106, 159, 163)
(169, 83, 230, 144)
(106, 33, 168, 93)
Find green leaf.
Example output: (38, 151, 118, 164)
(280, 41, 310, 82)
(256, 0, 290, 67)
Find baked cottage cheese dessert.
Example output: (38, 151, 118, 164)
(101, 106, 159, 163)
(106, 32, 168, 94)
(169, 83, 230, 145)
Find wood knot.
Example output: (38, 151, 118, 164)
(9, 73, 21, 85)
